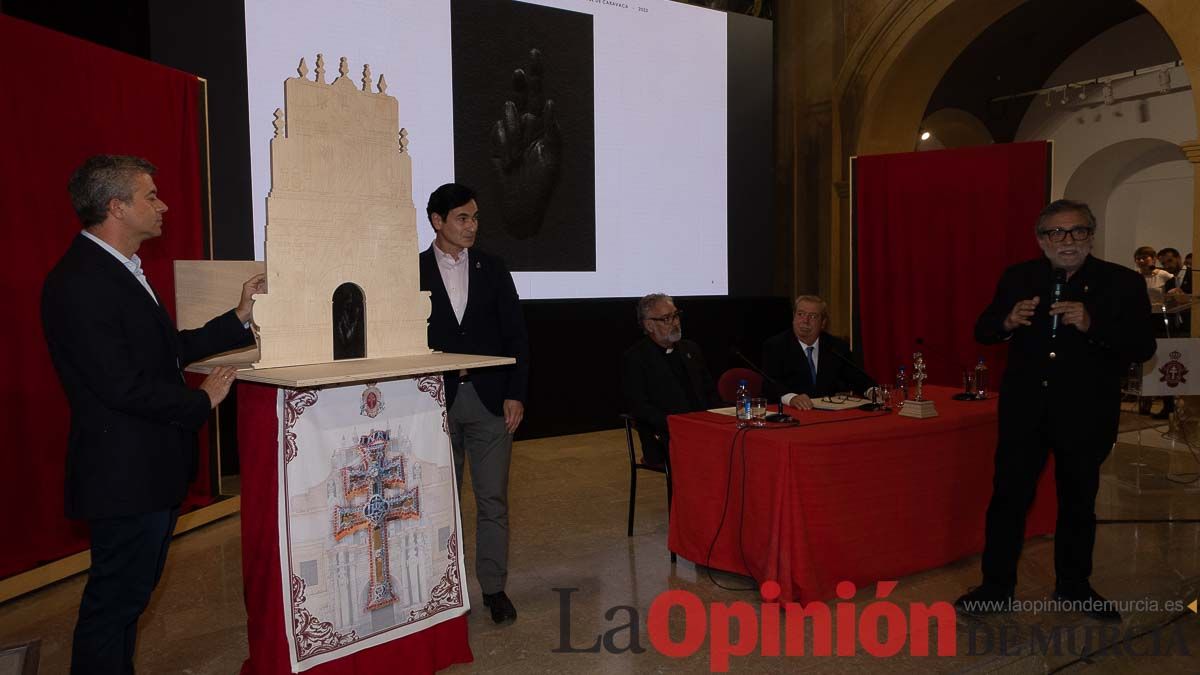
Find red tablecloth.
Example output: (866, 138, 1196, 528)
(238, 382, 473, 674)
(667, 385, 1057, 603)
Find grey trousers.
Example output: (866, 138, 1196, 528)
(447, 382, 512, 594)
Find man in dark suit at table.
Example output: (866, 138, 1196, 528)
(418, 183, 529, 625)
(41, 155, 264, 674)
(761, 294, 874, 410)
(622, 293, 721, 466)
(955, 199, 1156, 622)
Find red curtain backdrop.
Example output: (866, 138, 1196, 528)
(0, 15, 211, 580)
(855, 142, 1049, 389)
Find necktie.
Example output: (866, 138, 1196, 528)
(806, 345, 817, 383)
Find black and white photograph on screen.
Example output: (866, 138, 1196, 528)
(451, 0, 596, 272)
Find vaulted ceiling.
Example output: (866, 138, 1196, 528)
(924, 0, 1165, 143)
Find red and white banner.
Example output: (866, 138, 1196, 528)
(275, 376, 468, 672)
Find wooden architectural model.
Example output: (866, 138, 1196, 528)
(248, 54, 431, 369)
(176, 55, 513, 387)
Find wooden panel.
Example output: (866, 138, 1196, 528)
(174, 260, 265, 330)
(186, 352, 515, 388)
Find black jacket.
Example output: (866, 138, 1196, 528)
(622, 337, 719, 463)
(41, 234, 253, 520)
(975, 255, 1156, 445)
(419, 246, 529, 415)
(761, 330, 873, 400)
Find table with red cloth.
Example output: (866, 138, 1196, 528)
(667, 385, 1057, 603)
(237, 381, 473, 674)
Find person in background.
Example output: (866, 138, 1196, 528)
(622, 293, 720, 467)
(761, 294, 873, 410)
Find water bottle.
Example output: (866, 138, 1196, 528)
(895, 366, 908, 404)
(735, 379, 751, 428)
(974, 357, 989, 399)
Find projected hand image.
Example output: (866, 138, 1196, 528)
(491, 48, 562, 239)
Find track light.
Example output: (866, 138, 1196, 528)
(1157, 69, 1171, 93)
(1102, 82, 1114, 105)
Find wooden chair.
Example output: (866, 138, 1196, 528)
(620, 414, 675, 562)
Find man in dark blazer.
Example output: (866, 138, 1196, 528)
(955, 199, 1156, 622)
(41, 155, 264, 674)
(622, 293, 720, 466)
(1161, 246, 1191, 336)
(761, 295, 874, 410)
(418, 183, 529, 625)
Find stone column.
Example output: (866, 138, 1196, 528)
(1182, 140, 1200, 337)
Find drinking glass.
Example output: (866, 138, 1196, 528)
(750, 397, 768, 426)
(878, 383, 892, 409)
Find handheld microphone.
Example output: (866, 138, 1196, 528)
(729, 347, 794, 422)
(1050, 269, 1067, 338)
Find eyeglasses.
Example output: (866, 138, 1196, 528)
(646, 310, 683, 324)
(794, 311, 822, 321)
(1037, 226, 1094, 243)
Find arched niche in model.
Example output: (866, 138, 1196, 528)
(332, 282, 366, 360)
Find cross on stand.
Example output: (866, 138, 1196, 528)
(332, 429, 421, 610)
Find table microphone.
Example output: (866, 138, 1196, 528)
(826, 348, 884, 411)
(729, 347, 794, 422)
(1050, 268, 1067, 338)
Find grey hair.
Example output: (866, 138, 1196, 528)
(1035, 199, 1096, 234)
(793, 294, 829, 321)
(68, 155, 157, 227)
(636, 293, 673, 325)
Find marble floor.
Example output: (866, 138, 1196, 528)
(1, 410, 1198, 673)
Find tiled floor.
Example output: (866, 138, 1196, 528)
(1, 409, 1198, 673)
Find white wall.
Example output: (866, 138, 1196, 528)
(1105, 160, 1195, 262)
(1014, 14, 1196, 266)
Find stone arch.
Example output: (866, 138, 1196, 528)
(918, 107, 995, 151)
(829, 0, 1200, 334)
(1063, 138, 1188, 260)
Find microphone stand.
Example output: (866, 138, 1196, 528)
(826, 349, 885, 411)
(730, 348, 795, 423)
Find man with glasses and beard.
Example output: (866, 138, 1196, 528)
(955, 199, 1156, 623)
(622, 293, 719, 466)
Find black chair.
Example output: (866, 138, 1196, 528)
(621, 414, 676, 562)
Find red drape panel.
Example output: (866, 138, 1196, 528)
(856, 142, 1049, 388)
(0, 16, 211, 579)
(238, 382, 473, 673)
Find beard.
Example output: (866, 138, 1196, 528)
(667, 327, 682, 343)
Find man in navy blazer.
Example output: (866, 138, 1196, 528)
(761, 295, 874, 410)
(42, 155, 264, 673)
(418, 183, 529, 624)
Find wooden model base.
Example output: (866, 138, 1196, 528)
(899, 399, 939, 419)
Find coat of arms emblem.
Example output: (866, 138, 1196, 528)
(360, 382, 385, 418)
(1159, 351, 1188, 388)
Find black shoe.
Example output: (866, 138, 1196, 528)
(482, 591, 517, 624)
(1053, 585, 1121, 623)
(953, 584, 1015, 617)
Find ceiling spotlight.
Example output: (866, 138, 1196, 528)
(1077, 85, 1086, 101)
(1103, 82, 1114, 105)
(1060, 87, 1068, 104)
(920, 131, 931, 141)
(1045, 92, 1052, 108)
(1157, 69, 1171, 93)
